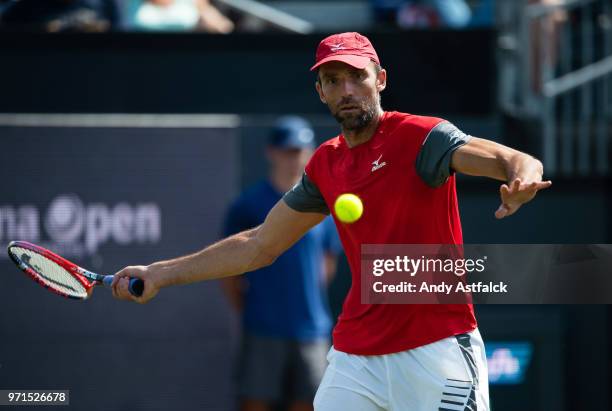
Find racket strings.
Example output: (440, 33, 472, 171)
(11, 247, 88, 298)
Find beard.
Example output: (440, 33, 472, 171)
(330, 95, 379, 131)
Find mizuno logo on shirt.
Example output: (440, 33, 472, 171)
(371, 155, 387, 172)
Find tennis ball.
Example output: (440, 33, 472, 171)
(334, 193, 363, 223)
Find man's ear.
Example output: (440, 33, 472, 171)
(315, 81, 327, 104)
(376, 68, 387, 93)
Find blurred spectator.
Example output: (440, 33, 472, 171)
(371, 0, 472, 28)
(128, 0, 233, 33)
(529, 0, 568, 92)
(222, 116, 341, 411)
(469, 0, 494, 27)
(0, 0, 120, 32)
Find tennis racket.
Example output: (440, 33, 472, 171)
(7, 241, 144, 300)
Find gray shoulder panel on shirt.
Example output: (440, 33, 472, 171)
(415, 121, 472, 188)
(282, 173, 330, 214)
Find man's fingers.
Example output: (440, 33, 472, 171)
(496, 179, 550, 219)
(500, 184, 510, 197)
(496, 203, 521, 219)
(495, 204, 509, 219)
(535, 180, 552, 190)
(116, 277, 126, 298)
(111, 275, 120, 289)
(112, 278, 122, 299)
(501, 179, 521, 197)
(117, 277, 134, 301)
(112, 266, 145, 290)
(111, 267, 130, 288)
(526, 181, 551, 191)
(503, 179, 552, 197)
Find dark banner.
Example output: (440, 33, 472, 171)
(0, 115, 240, 411)
(0, 32, 495, 116)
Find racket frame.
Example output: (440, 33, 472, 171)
(8, 241, 114, 300)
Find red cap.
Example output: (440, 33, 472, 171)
(310, 32, 380, 71)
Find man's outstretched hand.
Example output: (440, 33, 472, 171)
(495, 178, 552, 219)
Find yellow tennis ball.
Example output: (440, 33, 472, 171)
(334, 193, 363, 223)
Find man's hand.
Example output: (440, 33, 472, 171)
(495, 178, 552, 219)
(111, 265, 161, 304)
(451, 137, 553, 219)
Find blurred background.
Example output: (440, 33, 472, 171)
(0, 0, 610, 410)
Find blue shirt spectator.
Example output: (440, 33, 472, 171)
(224, 180, 340, 339)
(221, 116, 342, 410)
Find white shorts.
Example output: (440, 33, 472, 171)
(314, 328, 489, 411)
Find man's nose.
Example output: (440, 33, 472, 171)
(340, 79, 357, 97)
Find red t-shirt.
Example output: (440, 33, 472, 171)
(304, 111, 477, 355)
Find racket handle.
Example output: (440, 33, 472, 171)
(103, 276, 144, 297)
(128, 278, 145, 297)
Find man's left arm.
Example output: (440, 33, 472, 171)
(415, 121, 552, 219)
(451, 137, 552, 219)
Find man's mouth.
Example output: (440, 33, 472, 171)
(339, 105, 360, 112)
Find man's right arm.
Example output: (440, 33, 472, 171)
(112, 200, 326, 303)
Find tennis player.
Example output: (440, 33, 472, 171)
(113, 32, 552, 411)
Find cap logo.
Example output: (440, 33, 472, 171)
(310, 33, 380, 71)
(330, 42, 346, 52)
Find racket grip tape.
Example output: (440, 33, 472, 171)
(128, 278, 145, 297)
(103, 276, 144, 297)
